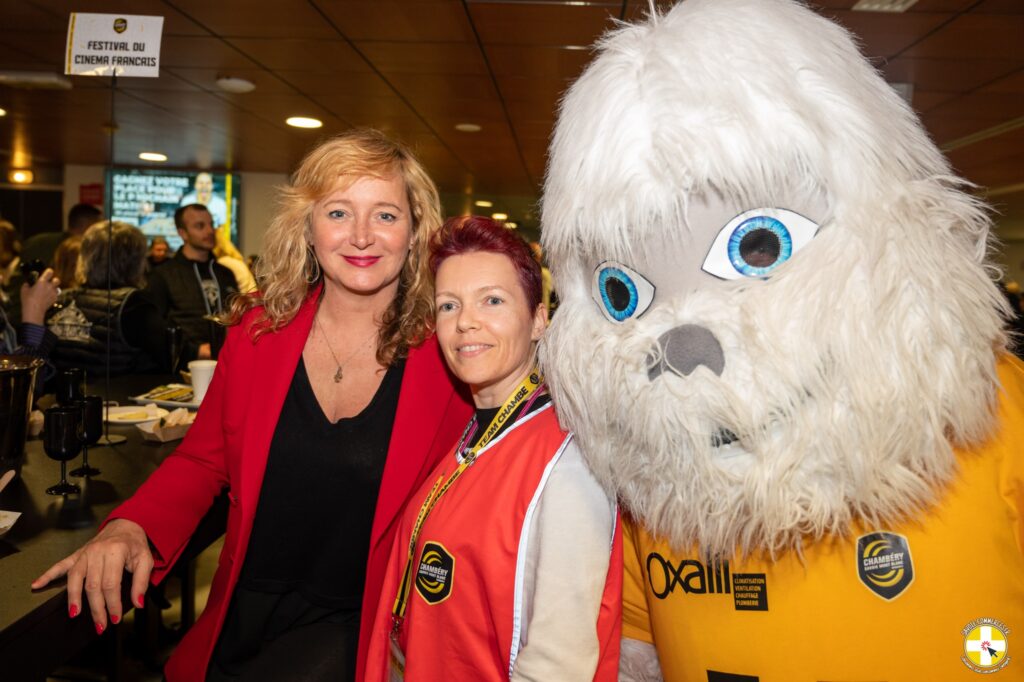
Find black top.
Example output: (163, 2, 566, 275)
(209, 355, 404, 680)
(464, 391, 551, 452)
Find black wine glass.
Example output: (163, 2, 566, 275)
(56, 367, 85, 406)
(44, 405, 82, 496)
(70, 395, 102, 477)
(166, 325, 183, 376)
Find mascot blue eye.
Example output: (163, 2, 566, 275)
(591, 262, 656, 323)
(703, 208, 820, 280)
(727, 216, 792, 276)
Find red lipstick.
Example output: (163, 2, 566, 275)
(344, 256, 380, 267)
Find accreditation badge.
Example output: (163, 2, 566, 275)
(388, 632, 406, 681)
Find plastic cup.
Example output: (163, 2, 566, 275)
(187, 360, 217, 405)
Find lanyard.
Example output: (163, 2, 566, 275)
(191, 259, 222, 315)
(391, 369, 545, 628)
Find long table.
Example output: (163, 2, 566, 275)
(0, 375, 183, 679)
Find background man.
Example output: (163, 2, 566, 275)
(148, 236, 170, 269)
(145, 204, 237, 361)
(21, 203, 102, 266)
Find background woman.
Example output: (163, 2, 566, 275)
(214, 234, 257, 294)
(51, 234, 82, 291)
(33, 129, 472, 682)
(366, 216, 621, 681)
(46, 222, 165, 377)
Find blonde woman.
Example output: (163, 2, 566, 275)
(33, 130, 473, 682)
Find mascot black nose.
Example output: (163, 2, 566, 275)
(647, 324, 725, 380)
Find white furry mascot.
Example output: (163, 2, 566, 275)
(540, 0, 1024, 680)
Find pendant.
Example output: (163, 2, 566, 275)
(333, 367, 343, 383)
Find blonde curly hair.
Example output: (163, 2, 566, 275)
(226, 129, 443, 365)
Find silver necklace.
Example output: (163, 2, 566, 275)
(315, 314, 377, 383)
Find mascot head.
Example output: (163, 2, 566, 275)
(541, 0, 1009, 557)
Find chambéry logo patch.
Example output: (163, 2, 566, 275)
(415, 541, 454, 605)
(962, 618, 1011, 674)
(856, 531, 914, 600)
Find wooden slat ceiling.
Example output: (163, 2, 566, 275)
(1, 0, 1023, 234)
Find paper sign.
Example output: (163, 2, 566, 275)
(65, 13, 163, 78)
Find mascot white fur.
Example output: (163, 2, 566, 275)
(540, 0, 1024, 679)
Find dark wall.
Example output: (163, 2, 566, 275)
(0, 189, 64, 240)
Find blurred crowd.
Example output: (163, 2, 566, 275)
(0, 202, 258, 385)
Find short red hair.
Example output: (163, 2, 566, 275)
(429, 215, 542, 310)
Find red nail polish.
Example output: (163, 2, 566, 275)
(95, 622, 105, 635)
(69, 605, 79, 618)
(111, 614, 120, 625)
(136, 595, 144, 608)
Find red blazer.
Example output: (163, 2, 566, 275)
(108, 292, 472, 681)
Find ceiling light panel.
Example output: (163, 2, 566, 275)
(852, 0, 918, 11)
(286, 116, 323, 129)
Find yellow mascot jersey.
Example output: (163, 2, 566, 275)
(623, 356, 1024, 682)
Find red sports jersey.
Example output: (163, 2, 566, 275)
(366, 405, 622, 681)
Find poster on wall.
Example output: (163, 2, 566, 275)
(107, 169, 240, 252)
(79, 183, 103, 205)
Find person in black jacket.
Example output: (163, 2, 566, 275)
(47, 222, 167, 378)
(145, 204, 239, 361)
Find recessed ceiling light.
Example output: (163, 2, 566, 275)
(852, 0, 918, 11)
(506, 222, 518, 229)
(287, 116, 323, 129)
(216, 76, 256, 94)
(8, 169, 33, 184)
(0, 108, 6, 117)
(474, 200, 493, 208)
(455, 123, 481, 133)
(139, 151, 167, 162)
(491, 212, 508, 221)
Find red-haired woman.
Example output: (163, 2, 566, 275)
(366, 216, 621, 681)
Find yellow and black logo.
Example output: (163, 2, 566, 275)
(415, 541, 454, 605)
(113, 18, 127, 33)
(856, 531, 914, 600)
(962, 618, 1011, 674)
(529, 372, 540, 386)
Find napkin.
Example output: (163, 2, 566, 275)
(0, 470, 19, 537)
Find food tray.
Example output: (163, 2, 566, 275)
(129, 383, 199, 409)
